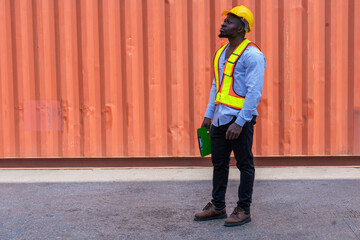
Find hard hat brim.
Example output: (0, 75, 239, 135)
(222, 10, 231, 16)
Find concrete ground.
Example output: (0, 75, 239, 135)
(0, 167, 359, 240)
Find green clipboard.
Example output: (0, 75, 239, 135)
(197, 127, 211, 157)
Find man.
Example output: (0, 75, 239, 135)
(194, 5, 266, 227)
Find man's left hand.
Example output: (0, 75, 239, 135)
(225, 123, 243, 140)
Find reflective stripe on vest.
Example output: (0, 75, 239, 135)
(214, 39, 260, 110)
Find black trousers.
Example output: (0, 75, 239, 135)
(210, 116, 256, 214)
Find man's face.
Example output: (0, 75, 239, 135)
(219, 14, 243, 38)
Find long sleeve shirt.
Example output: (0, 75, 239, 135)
(204, 44, 266, 127)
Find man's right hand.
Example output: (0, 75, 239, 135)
(201, 118, 212, 133)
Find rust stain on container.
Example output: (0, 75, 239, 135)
(0, 0, 359, 158)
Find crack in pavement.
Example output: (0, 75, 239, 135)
(343, 218, 360, 240)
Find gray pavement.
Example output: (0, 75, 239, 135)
(0, 167, 359, 240)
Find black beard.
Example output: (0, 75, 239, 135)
(218, 33, 231, 38)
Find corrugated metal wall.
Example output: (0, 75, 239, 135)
(0, 0, 359, 158)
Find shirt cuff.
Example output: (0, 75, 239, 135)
(204, 109, 214, 119)
(235, 116, 246, 127)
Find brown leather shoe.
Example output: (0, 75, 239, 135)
(194, 202, 227, 221)
(224, 207, 251, 227)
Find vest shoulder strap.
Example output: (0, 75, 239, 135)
(223, 39, 252, 76)
(214, 44, 228, 91)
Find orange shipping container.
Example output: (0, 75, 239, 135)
(0, 0, 359, 158)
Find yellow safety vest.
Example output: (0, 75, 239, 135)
(214, 39, 260, 110)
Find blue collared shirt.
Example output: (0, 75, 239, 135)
(204, 44, 266, 127)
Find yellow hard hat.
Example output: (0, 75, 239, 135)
(222, 5, 254, 33)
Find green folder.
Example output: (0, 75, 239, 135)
(197, 127, 211, 157)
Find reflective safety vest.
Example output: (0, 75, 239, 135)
(214, 39, 260, 110)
